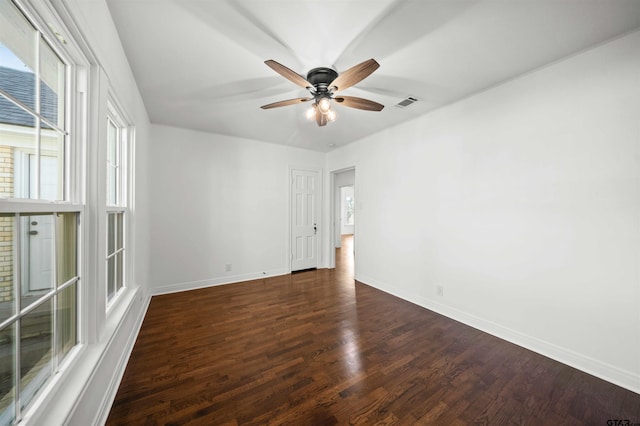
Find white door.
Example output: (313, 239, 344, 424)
(291, 169, 320, 271)
(26, 214, 54, 292)
(20, 155, 58, 293)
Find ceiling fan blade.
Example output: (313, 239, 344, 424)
(330, 59, 380, 92)
(334, 96, 384, 111)
(260, 97, 313, 109)
(265, 60, 313, 90)
(315, 107, 328, 127)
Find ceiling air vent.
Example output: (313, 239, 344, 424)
(395, 96, 419, 108)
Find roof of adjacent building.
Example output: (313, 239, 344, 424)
(0, 66, 59, 128)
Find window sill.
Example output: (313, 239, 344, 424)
(20, 286, 148, 425)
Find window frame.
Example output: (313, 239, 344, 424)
(0, 0, 86, 423)
(0, 210, 80, 423)
(1, 0, 141, 423)
(0, 1, 71, 203)
(105, 96, 131, 309)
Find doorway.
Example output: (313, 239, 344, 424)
(330, 167, 355, 271)
(340, 186, 355, 236)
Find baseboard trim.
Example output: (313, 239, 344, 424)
(151, 268, 290, 296)
(357, 274, 640, 395)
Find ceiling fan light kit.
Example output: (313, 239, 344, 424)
(317, 95, 332, 113)
(261, 59, 384, 127)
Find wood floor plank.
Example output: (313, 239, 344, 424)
(107, 235, 640, 425)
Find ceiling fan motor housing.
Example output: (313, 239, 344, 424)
(306, 67, 338, 93)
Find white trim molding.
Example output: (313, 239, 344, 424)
(152, 269, 290, 296)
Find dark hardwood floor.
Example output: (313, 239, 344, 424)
(107, 235, 640, 425)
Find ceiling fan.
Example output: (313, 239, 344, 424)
(260, 58, 384, 126)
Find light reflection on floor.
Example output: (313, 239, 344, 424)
(336, 234, 363, 376)
(340, 328, 363, 376)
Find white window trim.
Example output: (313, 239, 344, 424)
(0, 1, 89, 424)
(105, 94, 133, 312)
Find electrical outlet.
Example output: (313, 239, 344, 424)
(436, 285, 444, 297)
(225, 263, 232, 272)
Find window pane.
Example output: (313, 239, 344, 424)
(115, 212, 123, 251)
(107, 252, 123, 301)
(56, 212, 76, 286)
(107, 212, 123, 255)
(107, 256, 115, 301)
(0, 214, 15, 324)
(40, 134, 64, 201)
(115, 251, 123, 293)
(107, 120, 117, 206)
(39, 37, 65, 129)
(20, 214, 54, 310)
(0, 0, 37, 89)
(107, 211, 124, 301)
(0, 97, 37, 199)
(0, 322, 15, 425)
(107, 164, 117, 206)
(0, 0, 39, 201)
(20, 298, 52, 411)
(57, 282, 76, 361)
(107, 120, 117, 164)
(107, 213, 115, 256)
(346, 195, 354, 225)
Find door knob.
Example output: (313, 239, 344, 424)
(314, 223, 317, 235)
(31, 221, 38, 225)
(29, 230, 38, 235)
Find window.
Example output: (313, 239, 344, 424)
(0, 0, 80, 423)
(345, 195, 354, 226)
(0, 212, 78, 425)
(106, 103, 127, 304)
(0, 0, 66, 202)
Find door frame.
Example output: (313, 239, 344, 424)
(289, 166, 323, 272)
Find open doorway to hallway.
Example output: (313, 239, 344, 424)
(340, 186, 355, 237)
(331, 167, 355, 273)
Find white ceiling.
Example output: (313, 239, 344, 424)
(106, 0, 640, 152)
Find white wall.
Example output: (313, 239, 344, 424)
(148, 125, 325, 294)
(326, 31, 640, 393)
